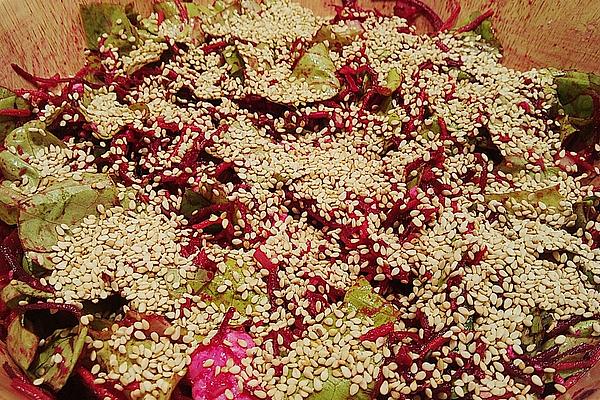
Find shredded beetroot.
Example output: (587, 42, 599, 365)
(360, 321, 395, 341)
(157, 9, 165, 25)
(547, 315, 585, 339)
(11, 64, 71, 90)
(435, 40, 451, 52)
(11, 380, 55, 400)
(253, 248, 280, 307)
(438, 116, 449, 140)
(419, 335, 450, 356)
(4, 363, 55, 400)
(0, 241, 54, 293)
(215, 307, 236, 339)
(438, 2, 461, 31)
(173, 0, 189, 22)
(201, 41, 228, 55)
(393, 0, 443, 31)
(76, 367, 126, 400)
(0, 108, 31, 117)
(456, 9, 494, 34)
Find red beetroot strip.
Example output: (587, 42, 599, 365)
(4, 364, 54, 400)
(438, 2, 461, 32)
(456, 9, 494, 34)
(173, 0, 189, 22)
(77, 367, 125, 400)
(0, 108, 31, 117)
(253, 248, 280, 307)
(11, 64, 72, 90)
(393, 0, 443, 31)
(360, 321, 395, 341)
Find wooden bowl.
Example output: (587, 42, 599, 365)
(0, 1, 599, 399)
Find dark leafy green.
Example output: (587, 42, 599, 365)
(28, 326, 88, 390)
(6, 316, 39, 371)
(5, 123, 65, 157)
(292, 43, 340, 99)
(0, 87, 30, 141)
(18, 173, 119, 252)
(1, 279, 53, 308)
(180, 188, 211, 218)
(80, 3, 139, 51)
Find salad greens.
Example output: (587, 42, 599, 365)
(2, 1, 600, 400)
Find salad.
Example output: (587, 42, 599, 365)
(1, 0, 600, 399)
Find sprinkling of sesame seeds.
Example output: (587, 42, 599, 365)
(3, 2, 600, 400)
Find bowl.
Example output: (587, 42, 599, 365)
(0, 1, 599, 399)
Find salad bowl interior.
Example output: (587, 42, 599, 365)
(0, 0, 599, 399)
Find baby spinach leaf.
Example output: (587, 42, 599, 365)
(80, 3, 139, 51)
(28, 326, 88, 391)
(18, 173, 119, 252)
(0, 150, 40, 187)
(314, 20, 364, 50)
(200, 257, 266, 313)
(0, 181, 28, 225)
(344, 278, 399, 327)
(180, 188, 211, 218)
(292, 43, 340, 100)
(223, 45, 245, 80)
(6, 315, 39, 371)
(1, 279, 53, 308)
(5, 123, 65, 157)
(0, 87, 30, 142)
(556, 72, 600, 124)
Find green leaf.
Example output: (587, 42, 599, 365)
(569, 319, 600, 337)
(573, 196, 598, 230)
(18, 173, 119, 252)
(462, 12, 502, 51)
(485, 184, 564, 210)
(5, 123, 65, 157)
(7, 316, 39, 371)
(522, 310, 553, 349)
(292, 43, 340, 99)
(457, 70, 474, 82)
(94, 337, 181, 399)
(80, 3, 139, 51)
(305, 279, 394, 400)
(344, 278, 398, 327)
(154, 1, 180, 20)
(0, 87, 30, 142)
(28, 326, 88, 391)
(0, 181, 27, 225)
(166, 267, 211, 299)
(555, 72, 600, 124)
(382, 68, 402, 93)
(1, 280, 53, 308)
(223, 45, 245, 80)
(313, 20, 364, 49)
(563, 95, 593, 119)
(556, 72, 590, 105)
(0, 150, 39, 186)
(198, 0, 241, 23)
(180, 188, 211, 218)
(310, 376, 350, 400)
(200, 257, 265, 313)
